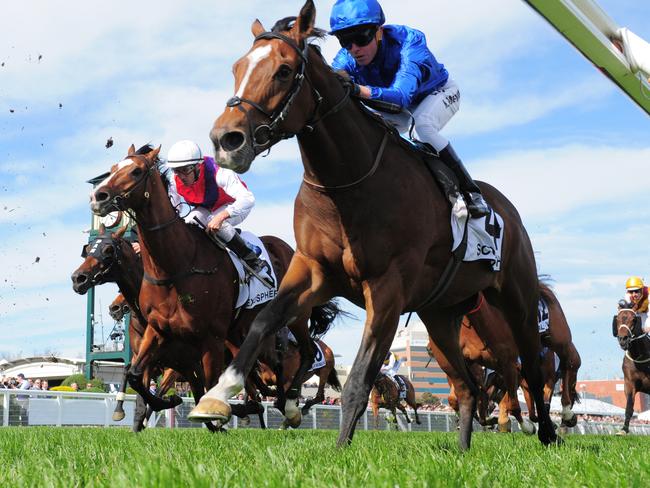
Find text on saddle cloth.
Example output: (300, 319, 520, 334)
(538, 298, 550, 334)
(226, 231, 278, 309)
(286, 329, 327, 372)
(451, 205, 504, 271)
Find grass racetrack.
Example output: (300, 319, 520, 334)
(2, 427, 649, 487)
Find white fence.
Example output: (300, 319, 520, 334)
(2, 389, 650, 435)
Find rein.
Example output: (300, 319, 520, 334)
(225, 31, 350, 156)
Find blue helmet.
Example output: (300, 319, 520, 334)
(329, 0, 385, 34)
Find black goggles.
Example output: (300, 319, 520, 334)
(336, 26, 377, 50)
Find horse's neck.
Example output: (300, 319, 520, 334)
(115, 249, 143, 307)
(135, 175, 205, 276)
(296, 55, 387, 187)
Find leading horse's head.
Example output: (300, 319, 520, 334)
(90, 144, 161, 217)
(614, 303, 643, 350)
(71, 225, 131, 294)
(210, 0, 324, 173)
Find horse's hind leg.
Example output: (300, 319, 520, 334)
(421, 309, 479, 451)
(559, 343, 581, 427)
(337, 277, 404, 446)
(499, 292, 558, 445)
(113, 364, 130, 421)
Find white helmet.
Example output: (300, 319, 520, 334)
(166, 140, 203, 168)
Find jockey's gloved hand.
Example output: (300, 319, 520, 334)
(334, 69, 360, 96)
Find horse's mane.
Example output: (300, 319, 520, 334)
(271, 16, 327, 39)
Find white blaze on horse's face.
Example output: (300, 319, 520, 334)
(231, 44, 272, 105)
(90, 159, 135, 205)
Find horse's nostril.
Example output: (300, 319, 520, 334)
(95, 191, 109, 203)
(74, 274, 87, 285)
(220, 131, 245, 152)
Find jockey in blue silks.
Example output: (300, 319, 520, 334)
(330, 0, 489, 217)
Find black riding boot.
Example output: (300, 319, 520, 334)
(226, 232, 268, 275)
(438, 144, 489, 217)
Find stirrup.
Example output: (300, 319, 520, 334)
(465, 192, 490, 218)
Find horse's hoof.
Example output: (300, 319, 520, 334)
(498, 419, 512, 433)
(112, 411, 126, 422)
(188, 397, 231, 424)
(168, 394, 183, 408)
(520, 418, 536, 435)
(284, 399, 302, 428)
(561, 412, 578, 428)
(239, 416, 251, 427)
(615, 429, 628, 436)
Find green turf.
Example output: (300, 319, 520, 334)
(1, 428, 648, 487)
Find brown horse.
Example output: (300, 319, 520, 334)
(614, 305, 650, 434)
(109, 293, 131, 322)
(89, 145, 340, 427)
(190, 0, 557, 450)
(370, 374, 421, 429)
(255, 337, 341, 417)
(71, 226, 209, 430)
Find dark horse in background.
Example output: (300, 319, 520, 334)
(370, 374, 421, 430)
(614, 305, 650, 434)
(89, 145, 342, 428)
(189, 0, 557, 450)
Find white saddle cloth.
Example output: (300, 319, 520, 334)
(451, 201, 504, 271)
(227, 231, 279, 309)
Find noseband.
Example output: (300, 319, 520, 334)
(81, 236, 124, 284)
(225, 31, 316, 152)
(617, 308, 643, 340)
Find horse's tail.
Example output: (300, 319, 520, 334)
(327, 367, 342, 392)
(538, 275, 558, 305)
(308, 299, 353, 338)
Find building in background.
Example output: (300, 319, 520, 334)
(390, 321, 450, 400)
(577, 379, 649, 412)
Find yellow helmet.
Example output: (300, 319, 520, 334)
(626, 276, 645, 290)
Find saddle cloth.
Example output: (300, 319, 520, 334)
(451, 205, 504, 271)
(227, 231, 278, 309)
(285, 331, 327, 372)
(538, 297, 550, 334)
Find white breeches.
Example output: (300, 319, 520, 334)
(185, 205, 249, 242)
(381, 78, 460, 151)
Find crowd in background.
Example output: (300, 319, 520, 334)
(0, 374, 49, 391)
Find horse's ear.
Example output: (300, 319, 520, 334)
(251, 19, 265, 37)
(98, 223, 106, 235)
(149, 145, 161, 163)
(113, 226, 127, 238)
(295, 0, 316, 35)
(127, 144, 136, 156)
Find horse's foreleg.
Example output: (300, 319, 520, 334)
(112, 364, 130, 421)
(622, 387, 635, 434)
(189, 254, 329, 423)
(337, 277, 404, 447)
(127, 326, 179, 412)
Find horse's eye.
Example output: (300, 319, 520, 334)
(102, 246, 115, 257)
(276, 64, 292, 81)
(131, 167, 143, 178)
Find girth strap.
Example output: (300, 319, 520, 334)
(143, 266, 219, 287)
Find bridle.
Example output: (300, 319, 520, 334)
(225, 31, 349, 154)
(100, 154, 180, 232)
(80, 236, 125, 284)
(617, 308, 643, 340)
